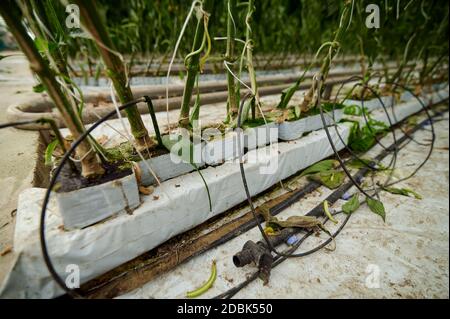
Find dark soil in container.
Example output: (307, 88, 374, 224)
(54, 161, 133, 193)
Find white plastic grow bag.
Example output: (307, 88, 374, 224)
(138, 141, 205, 186)
(244, 122, 279, 150)
(202, 131, 244, 165)
(57, 172, 140, 230)
(342, 96, 393, 112)
(278, 110, 343, 141)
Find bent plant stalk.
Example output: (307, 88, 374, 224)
(225, 0, 239, 123)
(0, 2, 104, 178)
(73, 0, 153, 151)
(178, 1, 211, 130)
(299, 2, 351, 112)
(245, 0, 258, 120)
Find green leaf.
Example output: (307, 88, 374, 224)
(33, 83, 45, 93)
(366, 197, 386, 222)
(34, 38, 57, 54)
(343, 104, 362, 115)
(294, 105, 301, 119)
(348, 158, 387, 170)
(45, 139, 59, 166)
(308, 170, 346, 189)
(381, 186, 422, 199)
(300, 159, 339, 177)
(277, 83, 298, 109)
(35, 38, 48, 53)
(342, 194, 360, 214)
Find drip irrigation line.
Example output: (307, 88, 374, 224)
(227, 75, 443, 298)
(0, 119, 39, 129)
(217, 210, 351, 299)
(313, 74, 399, 196)
(217, 106, 443, 299)
(329, 75, 439, 190)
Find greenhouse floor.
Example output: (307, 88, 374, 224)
(117, 110, 449, 299)
(0, 52, 39, 286)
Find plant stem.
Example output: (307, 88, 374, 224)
(245, 0, 258, 120)
(73, 0, 153, 151)
(300, 2, 351, 112)
(178, 10, 205, 129)
(225, 0, 238, 123)
(0, 1, 104, 178)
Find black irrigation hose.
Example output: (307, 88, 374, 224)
(234, 78, 395, 260)
(217, 211, 351, 299)
(332, 75, 399, 177)
(0, 119, 43, 129)
(319, 76, 398, 200)
(234, 77, 444, 261)
(236, 93, 322, 258)
(329, 76, 438, 191)
(39, 96, 148, 298)
(217, 107, 443, 299)
(225, 76, 444, 298)
(341, 79, 439, 189)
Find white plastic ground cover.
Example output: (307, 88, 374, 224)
(278, 110, 343, 141)
(1, 88, 447, 298)
(0, 121, 352, 298)
(57, 172, 140, 230)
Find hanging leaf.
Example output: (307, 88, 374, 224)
(300, 159, 339, 177)
(189, 91, 201, 127)
(342, 194, 360, 214)
(33, 83, 45, 93)
(44, 139, 59, 166)
(294, 105, 301, 119)
(308, 170, 346, 189)
(267, 215, 324, 229)
(366, 197, 386, 222)
(381, 186, 422, 199)
(34, 38, 58, 54)
(276, 83, 298, 109)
